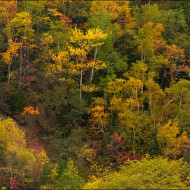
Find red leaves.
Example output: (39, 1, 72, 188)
(107, 132, 126, 149)
(92, 140, 102, 154)
(10, 176, 19, 190)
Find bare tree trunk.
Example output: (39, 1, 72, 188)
(8, 64, 10, 85)
(89, 47, 98, 84)
(80, 69, 83, 100)
(19, 45, 23, 90)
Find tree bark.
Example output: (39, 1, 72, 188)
(89, 47, 98, 84)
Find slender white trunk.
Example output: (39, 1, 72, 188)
(8, 64, 10, 84)
(80, 69, 83, 100)
(19, 45, 23, 90)
(89, 47, 98, 84)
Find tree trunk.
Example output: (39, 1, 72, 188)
(80, 69, 83, 100)
(19, 45, 23, 90)
(89, 47, 98, 84)
(8, 64, 10, 85)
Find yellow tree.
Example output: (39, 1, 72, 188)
(0, 0, 17, 38)
(53, 27, 107, 100)
(5, 11, 34, 89)
(1, 40, 21, 84)
(90, 1, 135, 34)
(0, 1, 18, 84)
(144, 73, 165, 128)
(106, 77, 144, 154)
(157, 120, 190, 158)
(0, 118, 49, 188)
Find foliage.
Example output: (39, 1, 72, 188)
(84, 156, 190, 189)
(0, 118, 49, 188)
(56, 159, 84, 189)
(0, 1, 190, 188)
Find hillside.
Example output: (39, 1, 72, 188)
(0, 0, 190, 189)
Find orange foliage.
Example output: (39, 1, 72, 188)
(91, 1, 134, 33)
(22, 106, 40, 116)
(2, 40, 21, 65)
(0, 1, 17, 22)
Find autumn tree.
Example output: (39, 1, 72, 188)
(53, 27, 107, 100)
(84, 156, 190, 189)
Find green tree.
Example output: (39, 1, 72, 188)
(84, 156, 190, 189)
(54, 159, 84, 190)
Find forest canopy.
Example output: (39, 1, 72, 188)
(0, 0, 190, 189)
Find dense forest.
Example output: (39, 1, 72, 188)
(0, 0, 190, 189)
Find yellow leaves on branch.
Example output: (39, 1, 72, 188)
(150, 23, 164, 39)
(13, 11, 32, 27)
(157, 120, 180, 147)
(68, 46, 87, 57)
(47, 8, 63, 17)
(90, 1, 134, 29)
(128, 77, 143, 89)
(88, 60, 106, 70)
(143, 22, 164, 40)
(157, 120, 190, 157)
(70, 27, 108, 49)
(0, 118, 49, 180)
(52, 27, 107, 76)
(85, 28, 108, 42)
(82, 84, 98, 93)
(0, 1, 17, 21)
(90, 105, 108, 129)
(41, 33, 54, 45)
(53, 50, 69, 63)
(70, 27, 85, 43)
(2, 40, 21, 65)
(22, 106, 40, 116)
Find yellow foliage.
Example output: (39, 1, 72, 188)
(157, 120, 190, 157)
(91, 1, 133, 28)
(70, 27, 85, 43)
(128, 77, 143, 89)
(34, 149, 50, 166)
(84, 176, 102, 189)
(106, 78, 127, 95)
(48, 8, 63, 17)
(82, 84, 98, 92)
(90, 105, 108, 129)
(68, 46, 87, 57)
(110, 97, 127, 112)
(41, 33, 53, 45)
(40, 185, 56, 190)
(0, 1, 17, 21)
(2, 40, 21, 65)
(52, 27, 107, 83)
(0, 118, 50, 184)
(85, 28, 107, 43)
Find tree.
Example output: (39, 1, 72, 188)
(0, 118, 49, 188)
(4, 11, 34, 89)
(56, 159, 84, 189)
(157, 120, 190, 158)
(53, 27, 107, 100)
(164, 80, 190, 131)
(84, 156, 190, 189)
(1, 40, 21, 84)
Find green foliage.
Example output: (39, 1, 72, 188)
(5, 11, 34, 40)
(0, 118, 49, 188)
(84, 156, 190, 189)
(165, 80, 190, 131)
(56, 159, 84, 189)
(0, 84, 27, 115)
(0, 1, 190, 188)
